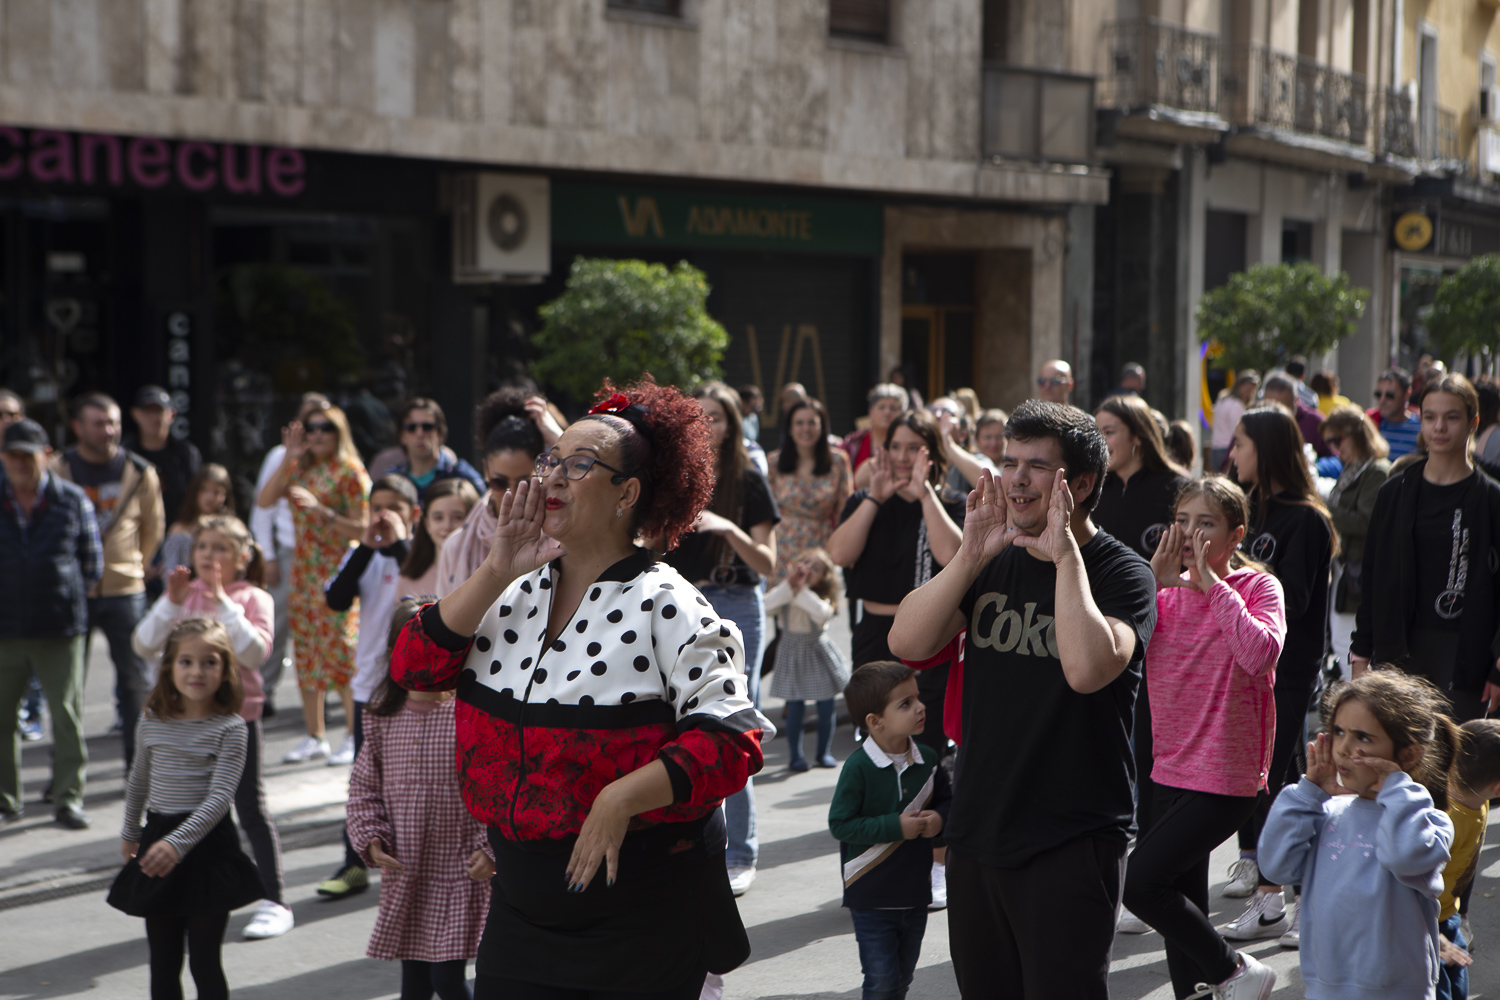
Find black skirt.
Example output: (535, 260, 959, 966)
(107, 810, 264, 917)
(477, 813, 749, 992)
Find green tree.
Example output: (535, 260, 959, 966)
(1427, 254, 1500, 360)
(532, 258, 728, 401)
(1196, 261, 1369, 373)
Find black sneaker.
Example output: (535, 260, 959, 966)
(54, 804, 91, 830)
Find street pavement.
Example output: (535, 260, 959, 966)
(5, 631, 1500, 998)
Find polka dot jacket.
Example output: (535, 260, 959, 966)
(391, 549, 766, 843)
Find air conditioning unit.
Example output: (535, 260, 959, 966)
(1482, 86, 1500, 123)
(450, 173, 550, 283)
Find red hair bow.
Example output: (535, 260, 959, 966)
(589, 393, 633, 415)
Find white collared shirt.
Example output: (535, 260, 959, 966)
(862, 735, 920, 777)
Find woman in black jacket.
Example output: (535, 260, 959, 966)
(1219, 403, 1337, 947)
(1351, 373, 1500, 724)
(1318, 405, 1392, 676)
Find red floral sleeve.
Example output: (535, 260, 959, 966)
(654, 729, 764, 814)
(390, 602, 472, 692)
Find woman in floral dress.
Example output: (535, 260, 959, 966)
(257, 403, 369, 764)
(768, 399, 852, 586)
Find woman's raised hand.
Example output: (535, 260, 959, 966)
(282, 420, 309, 460)
(896, 447, 931, 502)
(959, 469, 1019, 566)
(165, 565, 193, 605)
(485, 477, 563, 585)
(869, 448, 897, 504)
(1150, 524, 1192, 589)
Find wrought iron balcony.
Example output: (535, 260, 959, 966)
(981, 64, 1095, 163)
(1220, 44, 1368, 144)
(1099, 18, 1220, 115)
(1420, 106, 1460, 161)
(1379, 86, 1418, 158)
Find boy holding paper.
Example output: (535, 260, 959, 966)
(829, 662, 951, 1000)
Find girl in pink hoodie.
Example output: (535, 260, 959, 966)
(1121, 476, 1287, 1000)
(132, 515, 292, 940)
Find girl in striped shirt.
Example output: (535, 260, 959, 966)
(1122, 476, 1288, 1000)
(108, 619, 264, 1000)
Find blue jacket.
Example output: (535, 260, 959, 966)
(0, 473, 103, 638)
(1261, 775, 1453, 1000)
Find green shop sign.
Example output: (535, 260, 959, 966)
(551, 180, 883, 255)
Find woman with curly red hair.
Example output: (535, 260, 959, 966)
(389, 377, 765, 1000)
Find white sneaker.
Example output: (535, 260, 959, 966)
(1223, 857, 1260, 898)
(327, 734, 356, 766)
(282, 735, 331, 763)
(1188, 951, 1277, 999)
(929, 861, 948, 911)
(1221, 890, 1287, 941)
(1117, 906, 1151, 934)
(1278, 899, 1300, 948)
(727, 866, 756, 897)
(242, 900, 294, 940)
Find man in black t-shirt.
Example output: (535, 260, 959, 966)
(124, 386, 201, 602)
(890, 401, 1156, 1000)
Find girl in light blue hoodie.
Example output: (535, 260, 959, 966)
(1261, 671, 1458, 1000)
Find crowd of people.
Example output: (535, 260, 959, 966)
(4, 350, 1499, 1000)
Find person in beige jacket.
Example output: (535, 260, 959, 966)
(49, 392, 163, 771)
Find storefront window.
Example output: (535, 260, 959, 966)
(1397, 260, 1451, 374)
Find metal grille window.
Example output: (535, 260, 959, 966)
(830, 0, 890, 42)
(606, 0, 682, 15)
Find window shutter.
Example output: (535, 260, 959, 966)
(829, 0, 890, 42)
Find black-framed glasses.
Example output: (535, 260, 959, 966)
(304, 421, 337, 435)
(1037, 377, 1070, 388)
(1374, 389, 1402, 400)
(404, 421, 437, 433)
(535, 452, 629, 483)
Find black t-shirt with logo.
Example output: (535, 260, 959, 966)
(1093, 468, 1188, 561)
(948, 529, 1156, 869)
(1239, 495, 1333, 681)
(663, 468, 780, 585)
(1414, 475, 1473, 632)
(67, 450, 128, 533)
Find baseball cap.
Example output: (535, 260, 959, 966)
(133, 385, 172, 409)
(2, 418, 49, 454)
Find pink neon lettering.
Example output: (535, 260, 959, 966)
(79, 134, 123, 186)
(221, 144, 261, 194)
(265, 148, 305, 196)
(0, 127, 22, 180)
(29, 131, 73, 183)
(128, 137, 170, 188)
(176, 142, 217, 191)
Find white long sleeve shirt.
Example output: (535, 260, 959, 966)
(250, 445, 296, 557)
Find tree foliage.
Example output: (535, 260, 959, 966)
(1427, 255, 1500, 361)
(1196, 262, 1369, 373)
(531, 258, 728, 402)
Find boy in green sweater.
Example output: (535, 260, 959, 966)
(829, 661, 951, 1000)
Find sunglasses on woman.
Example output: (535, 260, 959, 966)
(304, 421, 337, 435)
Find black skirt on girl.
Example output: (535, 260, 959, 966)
(107, 810, 263, 917)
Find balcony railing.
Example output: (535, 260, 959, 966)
(1099, 18, 1220, 114)
(1379, 87, 1418, 158)
(1419, 106, 1460, 160)
(981, 64, 1095, 163)
(1221, 44, 1368, 144)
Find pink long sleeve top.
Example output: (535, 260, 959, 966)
(1146, 567, 1287, 798)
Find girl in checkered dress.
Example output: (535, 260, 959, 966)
(346, 598, 494, 1000)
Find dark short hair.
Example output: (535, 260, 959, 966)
(1284, 359, 1307, 379)
(371, 473, 418, 508)
(399, 398, 447, 440)
(70, 391, 118, 420)
(1004, 400, 1110, 512)
(844, 661, 916, 728)
(1458, 719, 1500, 794)
(1379, 367, 1413, 393)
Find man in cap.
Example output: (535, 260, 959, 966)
(124, 385, 202, 532)
(0, 419, 103, 828)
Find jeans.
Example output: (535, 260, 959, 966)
(699, 582, 762, 870)
(1438, 914, 1469, 1000)
(0, 637, 87, 813)
(785, 698, 835, 765)
(849, 907, 927, 1000)
(86, 592, 151, 767)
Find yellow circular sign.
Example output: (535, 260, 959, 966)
(1394, 211, 1434, 252)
